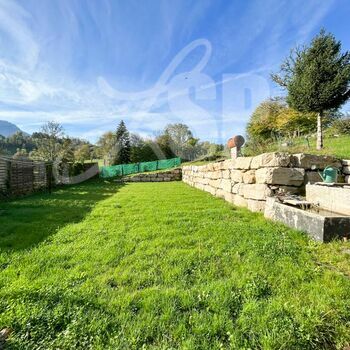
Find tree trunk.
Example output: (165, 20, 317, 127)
(316, 112, 323, 150)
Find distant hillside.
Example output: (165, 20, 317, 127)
(0, 120, 23, 137)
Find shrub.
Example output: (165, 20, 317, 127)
(331, 117, 350, 135)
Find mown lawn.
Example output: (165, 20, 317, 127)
(1, 180, 350, 349)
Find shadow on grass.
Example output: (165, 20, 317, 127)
(0, 179, 123, 251)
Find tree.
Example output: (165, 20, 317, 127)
(59, 138, 75, 163)
(96, 131, 115, 163)
(182, 137, 200, 161)
(13, 148, 29, 159)
(275, 108, 317, 137)
(113, 120, 131, 164)
(246, 98, 286, 141)
(272, 29, 350, 149)
(156, 133, 176, 159)
(74, 144, 91, 164)
(164, 123, 193, 158)
(331, 115, 350, 135)
(31, 121, 64, 161)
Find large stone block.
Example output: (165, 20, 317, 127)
(234, 195, 248, 208)
(206, 163, 215, 171)
(231, 170, 244, 183)
(255, 167, 305, 186)
(264, 197, 350, 242)
(304, 171, 322, 184)
(213, 162, 221, 171)
(204, 185, 216, 196)
(291, 153, 341, 169)
(232, 183, 243, 194)
(222, 159, 236, 170)
(247, 199, 265, 213)
(342, 160, 350, 166)
(251, 152, 291, 169)
(306, 184, 350, 215)
(223, 192, 235, 203)
(220, 179, 233, 193)
(221, 170, 230, 179)
(345, 175, 350, 184)
(209, 179, 220, 188)
(243, 170, 256, 184)
(215, 189, 226, 199)
(338, 174, 345, 183)
(234, 157, 252, 170)
(242, 184, 273, 200)
(343, 166, 350, 175)
(194, 183, 205, 191)
(218, 161, 228, 170)
(199, 177, 209, 185)
(210, 171, 222, 179)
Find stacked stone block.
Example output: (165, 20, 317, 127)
(343, 160, 350, 184)
(182, 152, 342, 213)
(124, 168, 182, 182)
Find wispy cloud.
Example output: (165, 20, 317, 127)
(0, 0, 344, 143)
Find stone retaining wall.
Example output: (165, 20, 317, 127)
(343, 160, 350, 183)
(182, 152, 343, 213)
(124, 168, 182, 182)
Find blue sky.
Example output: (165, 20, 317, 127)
(0, 0, 349, 143)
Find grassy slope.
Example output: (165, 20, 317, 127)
(244, 135, 350, 159)
(0, 180, 350, 349)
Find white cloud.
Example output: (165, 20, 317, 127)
(0, 0, 339, 145)
(0, 0, 39, 69)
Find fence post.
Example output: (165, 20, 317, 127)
(47, 163, 53, 194)
(6, 160, 11, 195)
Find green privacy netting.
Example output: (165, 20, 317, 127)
(100, 157, 181, 178)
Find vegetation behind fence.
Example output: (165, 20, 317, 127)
(100, 157, 181, 178)
(0, 157, 98, 199)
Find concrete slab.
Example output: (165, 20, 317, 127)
(265, 198, 350, 242)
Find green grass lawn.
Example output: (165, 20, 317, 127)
(1, 180, 350, 349)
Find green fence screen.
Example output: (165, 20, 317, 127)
(100, 157, 181, 178)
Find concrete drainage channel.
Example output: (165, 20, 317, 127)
(265, 183, 350, 242)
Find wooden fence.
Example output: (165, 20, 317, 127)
(0, 157, 98, 199)
(0, 157, 48, 198)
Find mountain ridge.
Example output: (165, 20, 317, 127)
(0, 120, 25, 137)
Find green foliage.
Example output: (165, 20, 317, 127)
(272, 29, 350, 113)
(74, 144, 91, 164)
(12, 148, 29, 159)
(244, 134, 350, 159)
(0, 131, 36, 156)
(96, 131, 115, 161)
(247, 98, 341, 143)
(98, 123, 222, 164)
(1, 181, 350, 349)
(246, 98, 286, 141)
(155, 133, 176, 159)
(272, 29, 350, 149)
(246, 98, 319, 141)
(330, 116, 350, 135)
(164, 123, 193, 157)
(30, 121, 65, 162)
(113, 120, 131, 165)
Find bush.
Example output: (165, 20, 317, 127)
(331, 117, 350, 135)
